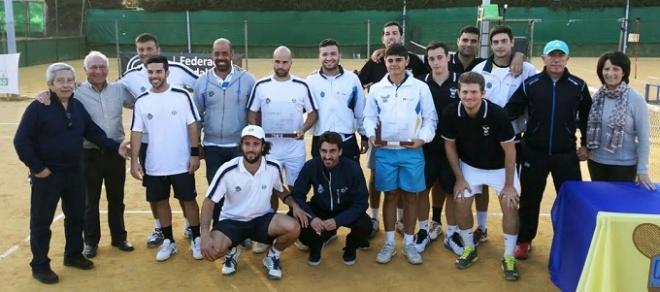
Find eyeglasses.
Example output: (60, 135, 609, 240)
(65, 112, 73, 129)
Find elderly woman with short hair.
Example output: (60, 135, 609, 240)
(586, 51, 655, 191)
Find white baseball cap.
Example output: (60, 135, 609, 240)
(241, 125, 265, 139)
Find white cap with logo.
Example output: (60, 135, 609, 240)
(241, 125, 265, 139)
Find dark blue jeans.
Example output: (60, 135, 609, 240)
(204, 146, 241, 224)
(30, 168, 85, 272)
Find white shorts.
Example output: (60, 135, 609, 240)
(460, 160, 521, 198)
(267, 154, 305, 186)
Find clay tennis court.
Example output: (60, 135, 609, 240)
(0, 57, 658, 291)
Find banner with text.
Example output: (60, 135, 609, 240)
(0, 54, 21, 95)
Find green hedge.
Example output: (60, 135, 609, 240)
(134, 0, 660, 11)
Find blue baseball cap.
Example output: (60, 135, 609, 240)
(543, 40, 570, 55)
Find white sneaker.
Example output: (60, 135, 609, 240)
(376, 241, 397, 264)
(191, 237, 203, 260)
(146, 228, 164, 248)
(444, 232, 464, 256)
(252, 242, 270, 254)
(222, 247, 241, 276)
(395, 220, 405, 234)
(184, 226, 192, 240)
(156, 239, 177, 261)
(428, 221, 443, 241)
(404, 242, 423, 265)
(414, 229, 431, 253)
(294, 240, 309, 251)
(262, 255, 283, 280)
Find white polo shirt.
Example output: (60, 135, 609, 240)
(131, 86, 200, 176)
(247, 74, 317, 159)
(306, 66, 366, 137)
(472, 58, 536, 134)
(206, 156, 285, 222)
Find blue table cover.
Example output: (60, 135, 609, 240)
(549, 181, 660, 291)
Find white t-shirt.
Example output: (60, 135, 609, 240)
(247, 74, 317, 159)
(472, 58, 536, 134)
(131, 86, 200, 176)
(206, 156, 285, 222)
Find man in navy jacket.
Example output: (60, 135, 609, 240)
(14, 63, 128, 284)
(291, 131, 371, 266)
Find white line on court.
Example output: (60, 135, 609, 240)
(1, 210, 551, 261)
(0, 122, 18, 125)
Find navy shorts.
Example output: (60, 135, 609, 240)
(423, 148, 455, 194)
(139, 143, 149, 187)
(143, 172, 197, 202)
(212, 212, 275, 246)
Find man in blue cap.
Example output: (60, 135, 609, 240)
(505, 40, 592, 260)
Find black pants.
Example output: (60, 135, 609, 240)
(30, 168, 85, 272)
(83, 149, 127, 246)
(298, 206, 372, 250)
(518, 147, 582, 243)
(311, 134, 360, 163)
(587, 159, 637, 182)
(204, 146, 241, 225)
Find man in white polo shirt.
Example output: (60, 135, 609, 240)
(120, 33, 200, 247)
(200, 125, 304, 280)
(247, 46, 318, 192)
(130, 56, 203, 262)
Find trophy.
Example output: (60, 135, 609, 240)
(263, 109, 298, 138)
(633, 223, 660, 292)
(374, 120, 414, 147)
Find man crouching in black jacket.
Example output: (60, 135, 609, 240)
(292, 131, 372, 266)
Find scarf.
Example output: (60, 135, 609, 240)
(586, 82, 629, 153)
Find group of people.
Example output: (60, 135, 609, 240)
(13, 20, 654, 285)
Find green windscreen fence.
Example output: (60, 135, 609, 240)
(0, 1, 46, 36)
(84, 7, 660, 57)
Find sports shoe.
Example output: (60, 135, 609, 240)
(32, 268, 59, 284)
(191, 237, 203, 260)
(369, 218, 380, 238)
(262, 255, 283, 280)
(222, 247, 241, 276)
(514, 241, 532, 260)
(252, 242, 270, 254)
(414, 229, 431, 253)
(308, 245, 322, 266)
(395, 220, 405, 234)
(241, 239, 253, 249)
(294, 240, 309, 251)
(455, 246, 478, 269)
(376, 241, 397, 264)
(83, 244, 97, 258)
(501, 256, 520, 281)
(184, 226, 193, 240)
(444, 232, 464, 256)
(403, 243, 423, 265)
(428, 221, 443, 241)
(473, 227, 488, 245)
(147, 228, 164, 248)
(321, 232, 338, 246)
(156, 239, 177, 261)
(63, 255, 94, 270)
(342, 247, 357, 265)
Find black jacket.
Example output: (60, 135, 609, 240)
(291, 157, 368, 227)
(506, 68, 592, 155)
(14, 93, 119, 174)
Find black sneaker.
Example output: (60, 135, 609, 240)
(63, 256, 94, 270)
(111, 240, 135, 252)
(342, 247, 357, 265)
(32, 269, 59, 284)
(308, 245, 322, 266)
(83, 244, 97, 258)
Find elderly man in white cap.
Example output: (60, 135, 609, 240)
(505, 40, 592, 260)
